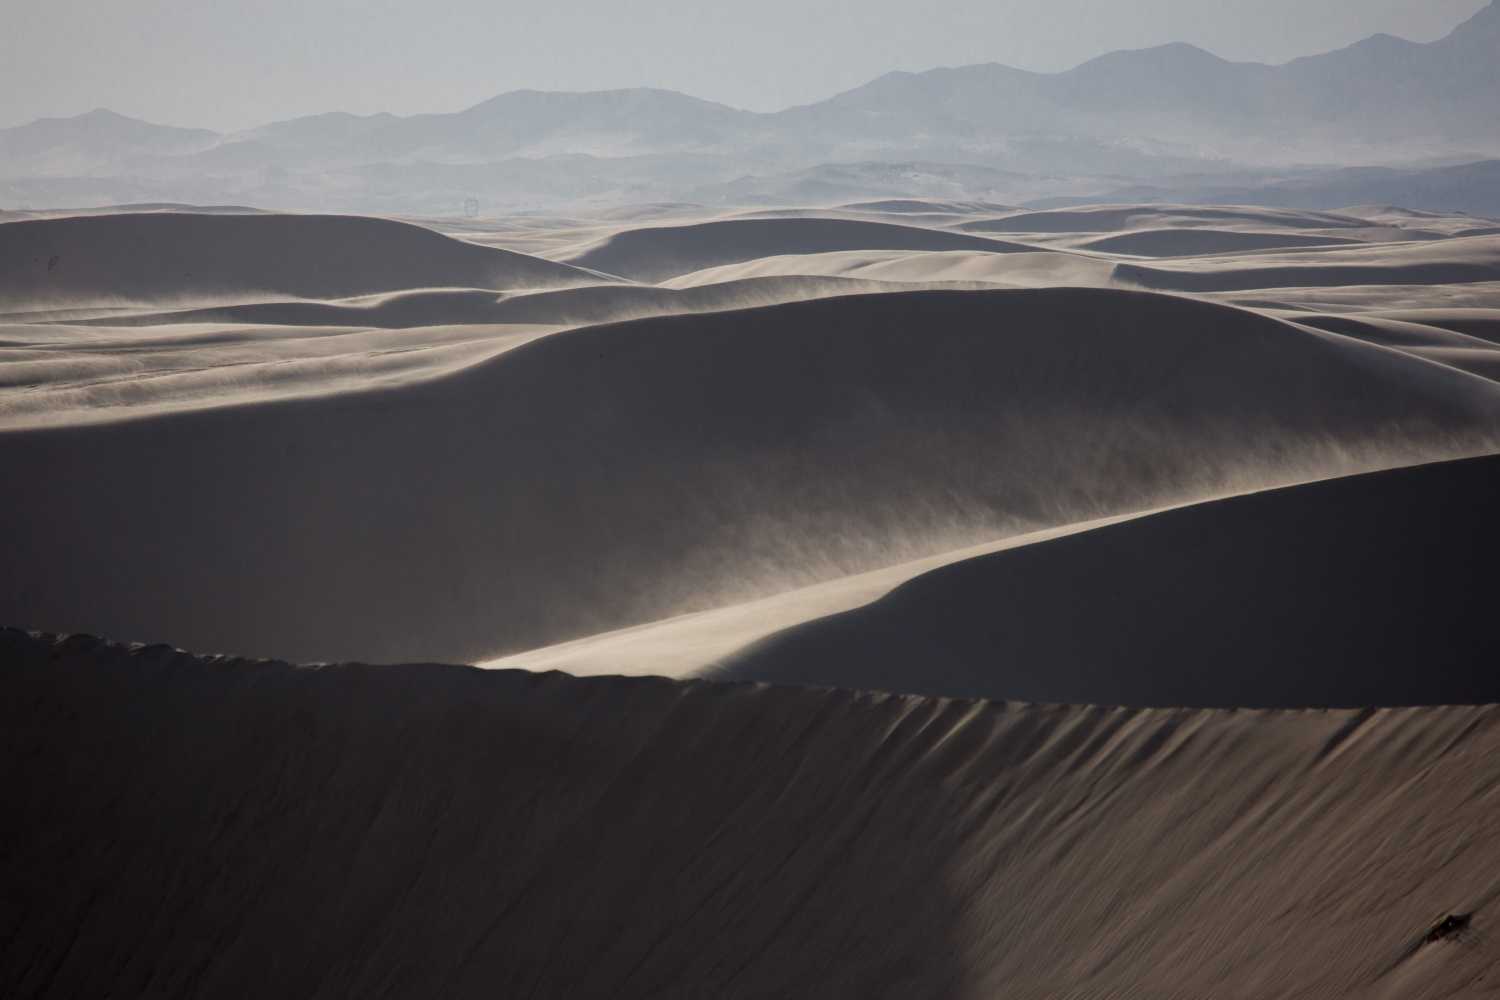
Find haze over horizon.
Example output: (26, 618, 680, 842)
(2, 0, 1490, 130)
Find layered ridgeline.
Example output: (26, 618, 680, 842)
(4, 628, 1497, 998)
(4, 288, 1499, 665)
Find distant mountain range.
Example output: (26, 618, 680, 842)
(3, 2, 1499, 213)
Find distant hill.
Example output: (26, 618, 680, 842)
(0, 109, 217, 178)
(2, 2, 1496, 210)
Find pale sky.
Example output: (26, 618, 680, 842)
(0, 0, 1490, 131)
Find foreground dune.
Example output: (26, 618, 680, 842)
(4, 288, 1497, 665)
(0, 212, 608, 308)
(4, 628, 1495, 998)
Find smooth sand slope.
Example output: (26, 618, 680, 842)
(561, 217, 1036, 282)
(0, 212, 608, 308)
(1075, 227, 1364, 256)
(716, 454, 1500, 706)
(957, 204, 1374, 235)
(4, 629, 1497, 998)
(4, 289, 1499, 665)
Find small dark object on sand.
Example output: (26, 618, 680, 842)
(1424, 913, 1471, 944)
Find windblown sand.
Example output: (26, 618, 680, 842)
(2, 200, 1498, 997)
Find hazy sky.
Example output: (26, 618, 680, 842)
(1, 0, 1490, 131)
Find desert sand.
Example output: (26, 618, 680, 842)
(5, 628, 1497, 997)
(3, 195, 1499, 996)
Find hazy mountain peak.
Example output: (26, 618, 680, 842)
(1073, 40, 1236, 71)
(77, 107, 131, 122)
(462, 86, 741, 114)
(3, 107, 215, 137)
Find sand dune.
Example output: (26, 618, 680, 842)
(560, 217, 1036, 282)
(841, 198, 1015, 215)
(715, 454, 1500, 706)
(1075, 227, 1364, 256)
(0, 277, 1004, 427)
(0, 319, 562, 429)
(2, 288, 1496, 666)
(485, 514, 1142, 678)
(665, 248, 1116, 288)
(6, 627, 1498, 998)
(1292, 313, 1500, 381)
(958, 204, 1370, 235)
(0, 212, 609, 308)
(64, 274, 979, 330)
(4, 191, 1500, 1000)
(1116, 235, 1500, 292)
(1215, 281, 1500, 314)
(1340, 204, 1500, 237)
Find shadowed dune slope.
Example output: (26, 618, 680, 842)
(561, 217, 1035, 282)
(719, 454, 1500, 707)
(0, 212, 608, 306)
(4, 629, 1498, 998)
(2, 289, 1498, 665)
